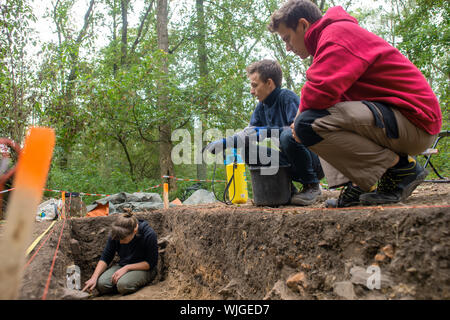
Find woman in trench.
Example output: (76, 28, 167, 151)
(82, 212, 158, 295)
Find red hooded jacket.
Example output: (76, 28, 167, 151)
(300, 6, 442, 135)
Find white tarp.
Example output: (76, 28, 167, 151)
(36, 198, 60, 221)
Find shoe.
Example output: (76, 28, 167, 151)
(360, 157, 428, 205)
(290, 183, 321, 206)
(325, 182, 364, 208)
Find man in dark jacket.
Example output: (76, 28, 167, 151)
(244, 59, 324, 205)
(268, 0, 442, 207)
(206, 59, 324, 205)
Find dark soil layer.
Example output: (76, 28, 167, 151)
(10, 184, 450, 300)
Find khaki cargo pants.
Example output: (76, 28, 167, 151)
(294, 101, 436, 191)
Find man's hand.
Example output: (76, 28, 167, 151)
(290, 122, 301, 143)
(82, 276, 98, 292)
(111, 266, 129, 284)
(241, 126, 259, 136)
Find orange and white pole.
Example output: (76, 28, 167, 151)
(0, 127, 55, 299)
(163, 183, 169, 209)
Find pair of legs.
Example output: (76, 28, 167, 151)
(294, 101, 436, 205)
(97, 265, 157, 295)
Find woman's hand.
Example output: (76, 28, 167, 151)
(111, 266, 129, 284)
(81, 260, 107, 292)
(82, 276, 98, 292)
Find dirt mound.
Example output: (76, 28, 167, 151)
(3, 183, 449, 300)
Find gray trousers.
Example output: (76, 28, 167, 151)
(294, 101, 436, 191)
(97, 264, 157, 295)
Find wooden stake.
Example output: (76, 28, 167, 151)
(0, 127, 55, 299)
(61, 191, 65, 219)
(163, 183, 169, 209)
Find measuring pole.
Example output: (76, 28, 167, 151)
(163, 183, 169, 209)
(0, 127, 55, 299)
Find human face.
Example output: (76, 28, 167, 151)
(276, 19, 310, 59)
(248, 72, 275, 102)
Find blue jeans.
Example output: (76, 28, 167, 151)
(240, 128, 323, 185)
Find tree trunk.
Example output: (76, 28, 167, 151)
(157, 0, 176, 191)
(52, 0, 95, 168)
(112, 0, 118, 75)
(120, 0, 128, 65)
(196, 0, 208, 182)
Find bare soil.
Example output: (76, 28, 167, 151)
(1, 182, 449, 300)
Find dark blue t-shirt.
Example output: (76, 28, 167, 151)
(100, 220, 158, 270)
(249, 87, 299, 128)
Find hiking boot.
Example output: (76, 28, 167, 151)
(325, 183, 364, 208)
(360, 157, 428, 205)
(290, 183, 321, 206)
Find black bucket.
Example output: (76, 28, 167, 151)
(249, 165, 292, 206)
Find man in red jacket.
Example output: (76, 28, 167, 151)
(268, 0, 442, 207)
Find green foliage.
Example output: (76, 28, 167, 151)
(0, 0, 36, 141)
(1, 0, 448, 203)
(368, 0, 449, 176)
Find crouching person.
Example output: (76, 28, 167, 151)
(269, 0, 442, 207)
(82, 212, 158, 295)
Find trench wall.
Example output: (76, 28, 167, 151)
(20, 206, 450, 300)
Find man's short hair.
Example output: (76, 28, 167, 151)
(268, 0, 323, 33)
(246, 59, 283, 88)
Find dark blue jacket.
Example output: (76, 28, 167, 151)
(100, 220, 158, 270)
(249, 87, 299, 128)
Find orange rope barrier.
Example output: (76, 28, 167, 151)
(41, 195, 70, 300)
(23, 222, 58, 270)
(41, 216, 66, 300)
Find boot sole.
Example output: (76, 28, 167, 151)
(290, 198, 318, 206)
(400, 168, 428, 201)
(325, 198, 361, 208)
(360, 193, 400, 205)
(360, 169, 429, 205)
(290, 190, 321, 206)
(291, 195, 321, 206)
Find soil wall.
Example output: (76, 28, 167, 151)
(18, 204, 450, 300)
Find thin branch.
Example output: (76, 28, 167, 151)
(113, 133, 135, 179)
(175, 114, 193, 130)
(168, 35, 190, 54)
(131, 103, 161, 143)
(67, 0, 95, 85)
(75, 0, 95, 44)
(130, 0, 155, 54)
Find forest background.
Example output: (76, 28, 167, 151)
(0, 0, 448, 204)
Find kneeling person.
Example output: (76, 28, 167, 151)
(82, 212, 158, 295)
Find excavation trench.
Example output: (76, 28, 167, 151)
(17, 198, 450, 300)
